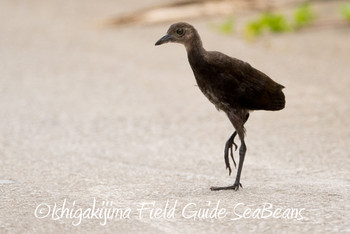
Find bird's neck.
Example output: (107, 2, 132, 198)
(186, 42, 205, 56)
(185, 30, 205, 54)
(185, 35, 206, 67)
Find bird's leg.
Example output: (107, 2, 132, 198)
(211, 139, 246, 191)
(223, 113, 249, 176)
(224, 132, 237, 176)
(232, 139, 246, 189)
(211, 114, 247, 191)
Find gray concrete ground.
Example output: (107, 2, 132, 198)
(0, 0, 349, 233)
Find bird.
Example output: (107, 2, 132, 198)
(155, 22, 285, 191)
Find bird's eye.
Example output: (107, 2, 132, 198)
(176, 28, 184, 35)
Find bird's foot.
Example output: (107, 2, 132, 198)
(224, 138, 237, 176)
(210, 182, 242, 191)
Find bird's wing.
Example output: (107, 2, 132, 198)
(205, 51, 285, 111)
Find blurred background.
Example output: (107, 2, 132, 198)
(1, 0, 349, 233)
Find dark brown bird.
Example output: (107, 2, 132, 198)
(155, 22, 285, 191)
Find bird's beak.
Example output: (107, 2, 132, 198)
(155, 34, 173, 46)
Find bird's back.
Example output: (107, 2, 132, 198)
(188, 50, 285, 112)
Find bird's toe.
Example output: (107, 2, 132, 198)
(210, 183, 242, 191)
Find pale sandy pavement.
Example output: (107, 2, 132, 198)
(0, 0, 350, 233)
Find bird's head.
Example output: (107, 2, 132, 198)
(155, 22, 199, 48)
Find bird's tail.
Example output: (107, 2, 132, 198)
(269, 89, 285, 111)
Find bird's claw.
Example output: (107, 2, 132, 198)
(230, 145, 237, 168)
(233, 141, 238, 151)
(233, 182, 243, 191)
(224, 131, 238, 175)
(225, 154, 232, 176)
(226, 165, 232, 176)
(210, 182, 243, 191)
(224, 139, 237, 176)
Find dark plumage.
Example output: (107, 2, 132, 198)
(155, 22, 285, 191)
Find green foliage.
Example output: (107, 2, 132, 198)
(293, 3, 315, 29)
(218, 17, 235, 34)
(340, 3, 350, 21)
(245, 21, 264, 38)
(244, 2, 316, 40)
(245, 13, 289, 39)
(215, 1, 350, 40)
(261, 13, 290, 32)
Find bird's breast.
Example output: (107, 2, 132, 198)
(188, 53, 232, 111)
(197, 82, 230, 112)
